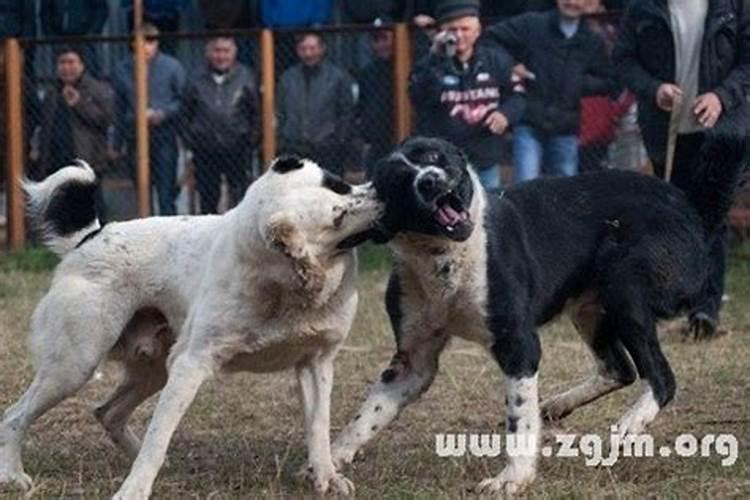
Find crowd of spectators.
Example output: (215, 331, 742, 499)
(3, 0, 744, 226)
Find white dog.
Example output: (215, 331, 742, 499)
(0, 156, 382, 498)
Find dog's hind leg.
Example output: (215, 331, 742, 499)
(0, 288, 124, 490)
(331, 332, 448, 469)
(615, 320, 675, 439)
(94, 360, 168, 460)
(599, 283, 676, 439)
(541, 292, 637, 421)
(113, 347, 215, 499)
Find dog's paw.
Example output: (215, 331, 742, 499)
(474, 466, 535, 497)
(325, 471, 355, 497)
(0, 468, 32, 491)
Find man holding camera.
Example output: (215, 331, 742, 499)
(409, 0, 526, 192)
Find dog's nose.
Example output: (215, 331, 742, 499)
(416, 171, 448, 198)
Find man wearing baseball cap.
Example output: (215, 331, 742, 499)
(409, 0, 526, 192)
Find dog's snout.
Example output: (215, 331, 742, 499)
(417, 170, 448, 198)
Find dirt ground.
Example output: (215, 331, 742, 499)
(0, 247, 748, 498)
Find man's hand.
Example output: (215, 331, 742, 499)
(484, 111, 509, 136)
(512, 64, 536, 81)
(693, 92, 723, 128)
(414, 14, 435, 28)
(61, 85, 80, 106)
(656, 83, 683, 111)
(146, 108, 165, 126)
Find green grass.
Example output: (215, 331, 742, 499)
(0, 245, 748, 498)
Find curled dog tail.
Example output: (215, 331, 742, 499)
(23, 160, 101, 255)
(685, 120, 750, 234)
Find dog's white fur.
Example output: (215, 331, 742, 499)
(0, 158, 381, 498)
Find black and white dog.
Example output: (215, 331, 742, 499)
(331, 132, 749, 494)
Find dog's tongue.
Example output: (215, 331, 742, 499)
(436, 204, 463, 226)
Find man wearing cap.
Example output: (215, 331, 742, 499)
(484, 0, 613, 184)
(409, 0, 526, 192)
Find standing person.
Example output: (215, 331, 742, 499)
(40, 0, 109, 76)
(484, 0, 613, 183)
(358, 29, 394, 176)
(37, 46, 113, 215)
(613, 0, 750, 339)
(410, 0, 526, 193)
(276, 32, 355, 175)
(113, 22, 186, 216)
(181, 37, 260, 214)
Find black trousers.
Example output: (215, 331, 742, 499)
(193, 145, 252, 214)
(652, 132, 728, 320)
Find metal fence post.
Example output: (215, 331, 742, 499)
(133, 0, 150, 217)
(260, 29, 276, 168)
(392, 23, 413, 143)
(4, 38, 25, 250)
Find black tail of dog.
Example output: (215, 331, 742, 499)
(685, 112, 750, 234)
(23, 160, 101, 255)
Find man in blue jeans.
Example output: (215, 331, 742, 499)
(484, 0, 612, 183)
(113, 23, 186, 215)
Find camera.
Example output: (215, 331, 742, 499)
(432, 30, 458, 58)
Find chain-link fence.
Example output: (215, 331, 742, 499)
(4, 12, 750, 248)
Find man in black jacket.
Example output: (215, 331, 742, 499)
(410, 0, 526, 192)
(484, 0, 612, 183)
(182, 37, 260, 213)
(277, 33, 355, 175)
(613, 0, 750, 339)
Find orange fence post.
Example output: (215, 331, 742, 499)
(4, 38, 25, 250)
(260, 29, 276, 167)
(133, 0, 150, 217)
(392, 23, 413, 143)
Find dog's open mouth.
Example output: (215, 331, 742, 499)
(433, 192, 473, 241)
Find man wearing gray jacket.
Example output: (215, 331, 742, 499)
(182, 37, 260, 213)
(276, 32, 356, 175)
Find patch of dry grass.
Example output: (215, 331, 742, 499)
(0, 247, 748, 498)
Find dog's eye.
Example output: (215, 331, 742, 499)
(420, 151, 440, 165)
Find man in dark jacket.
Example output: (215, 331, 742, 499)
(37, 46, 113, 214)
(113, 23, 186, 216)
(358, 29, 394, 176)
(484, 0, 613, 183)
(182, 37, 260, 213)
(276, 32, 355, 175)
(613, 0, 750, 339)
(411, 0, 526, 192)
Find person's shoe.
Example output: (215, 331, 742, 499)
(686, 312, 719, 341)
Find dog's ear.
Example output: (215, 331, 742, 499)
(262, 212, 325, 294)
(263, 211, 306, 259)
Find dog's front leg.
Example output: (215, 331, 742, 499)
(476, 330, 541, 496)
(331, 333, 448, 469)
(296, 351, 354, 497)
(112, 352, 213, 500)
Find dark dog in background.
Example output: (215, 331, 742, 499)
(330, 129, 748, 494)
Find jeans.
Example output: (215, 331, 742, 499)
(128, 129, 179, 216)
(475, 165, 501, 193)
(512, 125, 578, 184)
